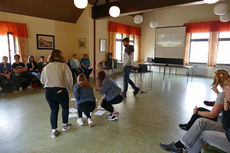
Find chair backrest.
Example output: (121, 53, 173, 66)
(113, 59, 118, 69)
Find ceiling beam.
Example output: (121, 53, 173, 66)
(92, 0, 203, 19)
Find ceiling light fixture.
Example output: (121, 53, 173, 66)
(74, 0, 88, 9)
(109, 6, 120, 18)
(134, 15, 144, 24)
(203, 0, 219, 4)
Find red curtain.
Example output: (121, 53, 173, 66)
(109, 21, 141, 36)
(185, 21, 230, 33)
(0, 21, 28, 38)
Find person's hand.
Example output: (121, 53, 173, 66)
(6, 74, 10, 79)
(29, 68, 33, 71)
(95, 88, 100, 92)
(193, 106, 198, 114)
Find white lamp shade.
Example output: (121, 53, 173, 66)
(134, 15, 143, 24)
(220, 12, 230, 22)
(150, 21, 158, 28)
(109, 6, 120, 17)
(214, 3, 228, 15)
(204, 0, 219, 4)
(74, 0, 88, 9)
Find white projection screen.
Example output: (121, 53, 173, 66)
(155, 26, 186, 59)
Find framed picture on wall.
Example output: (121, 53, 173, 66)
(79, 38, 86, 49)
(37, 34, 55, 50)
(99, 39, 107, 52)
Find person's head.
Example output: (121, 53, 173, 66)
(96, 71, 106, 87)
(14, 54, 20, 63)
(77, 73, 92, 88)
(2, 56, 8, 63)
(212, 69, 229, 89)
(122, 37, 130, 47)
(73, 54, 77, 59)
(48, 49, 65, 63)
(223, 78, 230, 99)
(83, 54, 88, 59)
(40, 56, 45, 62)
(28, 55, 35, 63)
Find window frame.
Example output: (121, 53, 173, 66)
(115, 33, 135, 62)
(216, 32, 230, 66)
(6, 33, 18, 64)
(189, 33, 209, 65)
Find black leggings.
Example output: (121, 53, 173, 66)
(78, 101, 96, 118)
(45, 87, 69, 129)
(186, 107, 218, 130)
(101, 95, 123, 113)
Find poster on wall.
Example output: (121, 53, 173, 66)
(79, 38, 86, 49)
(37, 34, 55, 50)
(99, 39, 107, 52)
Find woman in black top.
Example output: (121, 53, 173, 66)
(26, 56, 41, 80)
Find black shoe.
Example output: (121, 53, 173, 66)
(133, 88, 140, 96)
(160, 142, 183, 153)
(179, 124, 189, 131)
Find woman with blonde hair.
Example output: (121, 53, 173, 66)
(204, 69, 229, 106)
(74, 73, 96, 127)
(179, 69, 228, 131)
(41, 49, 73, 138)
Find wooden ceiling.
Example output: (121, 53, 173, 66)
(92, 0, 203, 19)
(0, 0, 205, 22)
(0, 0, 97, 23)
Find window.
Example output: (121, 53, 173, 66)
(0, 33, 19, 63)
(216, 31, 230, 64)
(189, 33, 209, 63)
(116, 33, 134, 61)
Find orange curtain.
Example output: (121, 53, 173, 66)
(17, 37, 28, 63)
(207, 32, 219, 67)
(0, 21, 28, 38)
(109, 21, 141, 36)
(108, 32, 116, 59)
(0, 21, 28, 63)
(183, 33, 191, 65)
(185, 21, 230, 33)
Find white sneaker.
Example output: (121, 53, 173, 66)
(88, 118, 94, 127)
(19, 87, 23, 92)
(77, 118, 84, 126)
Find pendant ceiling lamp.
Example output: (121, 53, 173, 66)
(74, 0, 88, 9)
(203, 0, 219, 4)
(109, 6, 120, 17)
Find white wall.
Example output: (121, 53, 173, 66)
(140, 3, 229, 77)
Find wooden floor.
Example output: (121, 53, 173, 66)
(0, 72, 215, 153)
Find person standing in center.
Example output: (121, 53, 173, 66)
(122, 37, 140, 98)
(41, 49, 73, 139)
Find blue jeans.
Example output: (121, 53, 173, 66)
(123, 66, 138, 96)
(82, 67, 93, 79)
(45, 87, 69, 129)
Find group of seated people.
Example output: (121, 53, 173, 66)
(0, 53, 93, 94)
(68, 53, 93, 80)
(0, 55, 47, 94)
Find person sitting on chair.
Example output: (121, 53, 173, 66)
(80, 54, 92, 80)
(70, 54, 83, 79)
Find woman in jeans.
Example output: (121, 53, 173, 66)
(74, 73, 96, 127)
(179, 69, 228, 131)
(41, 49, 73, 138)
(96, 71, 123, 121)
